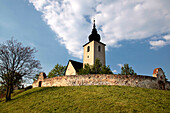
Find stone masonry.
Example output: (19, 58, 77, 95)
(33, 72, 170, 90)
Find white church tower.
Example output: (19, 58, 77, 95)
(83, 20, 106, 66)
(65, 19, 106, 75)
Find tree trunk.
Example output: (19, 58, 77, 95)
(6, 86, 11, 102)
(5, 87, 9, 101)
(10, 85, 14, 93)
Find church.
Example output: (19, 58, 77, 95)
(32, 20, 169, 90)
(65, 20, 106, 75)
(31, 16, 170, 90)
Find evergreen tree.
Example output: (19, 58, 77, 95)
(78, 59, 113, 75)
(48, 64, 66, 78)
(121, 64, 137, 75)
(78, 64, 91, 75)
(100, 65, 113, 74)
(91, 59, 102, 74)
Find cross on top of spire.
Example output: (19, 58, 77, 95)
(93, 18, 96, 28)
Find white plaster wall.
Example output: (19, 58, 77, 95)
(94, 41, 105, 66)
(83, 41, 95, 66)
(83, 41, 105, 66)
(65, 61, 76, 75)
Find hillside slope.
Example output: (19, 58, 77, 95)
(0, 86, 170, 113)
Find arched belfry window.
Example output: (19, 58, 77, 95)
(87, 46, 90, 52)
(98, 45, 101, 52)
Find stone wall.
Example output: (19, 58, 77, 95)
(32, 74, 170, 90)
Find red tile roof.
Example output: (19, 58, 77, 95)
(153, 68, 160, 74)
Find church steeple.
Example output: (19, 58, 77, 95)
(93, 19, 96, 29)
(83, 19, 106, 67)
(88, 19, 101, 42)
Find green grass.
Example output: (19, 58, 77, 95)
(0, 89, 25, 102)
(0, 85, 170, 113)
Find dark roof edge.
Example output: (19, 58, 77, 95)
(64, 60, 70, 75)
(69, 60, 83, 72)
(83, 41, 106, 47)
(69, 59, 83, 64)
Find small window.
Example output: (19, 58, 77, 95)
(98, 45, 101, 52)
(87, 46, 90, 52)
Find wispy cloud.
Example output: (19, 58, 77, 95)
(163, 35, 170, 40)
(149, 35, 170, 50)
(117, 64, 123, 68)
(149, 40, 166, 50)
(113, 70, 117, 73)
(29, 0, 170, 59)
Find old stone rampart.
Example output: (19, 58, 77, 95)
(33, 74, 170, 90)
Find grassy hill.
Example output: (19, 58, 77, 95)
(0, 85, 170, 113)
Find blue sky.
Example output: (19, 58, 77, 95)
(0, 0, 170, 80)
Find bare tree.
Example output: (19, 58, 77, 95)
(0, 39, 41, 101)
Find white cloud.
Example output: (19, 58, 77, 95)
(113, 70, 117, 73)
(29, 0, 170, 59)
(149, 40, 167, 50)
(117, 64, 123, 68)
(149, 34, 170, 49)
(163, 35, 170, 40)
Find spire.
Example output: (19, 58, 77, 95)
(93, 18, 96, 29)
(88, 19, 101, 42)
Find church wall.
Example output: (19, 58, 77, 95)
(32, 74, 170, 90)
(83, 41, 105, 66)
(83, 41, 95, 66)
(94, 41, 105, 65)
(65, 61, 76, 75)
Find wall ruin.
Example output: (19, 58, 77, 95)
(33, 73, 170, 90)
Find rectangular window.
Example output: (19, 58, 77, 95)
(98, 45, 101, 52)
(87, 46, 90, 52)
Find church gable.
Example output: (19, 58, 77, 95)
(65, 60, 83, 75)
(65, 61, 76, 75)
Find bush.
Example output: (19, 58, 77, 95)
(78, 59, 113, 75)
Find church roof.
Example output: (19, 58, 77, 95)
(65, 60, 83, 74)
(88, 19, 101, 42)
(83, 19, 106, 47)
(153, 68, 163, 74)
(70, 60, 83, 72)
(153, 68, 159, 74)
(83, 41, 106, 47)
